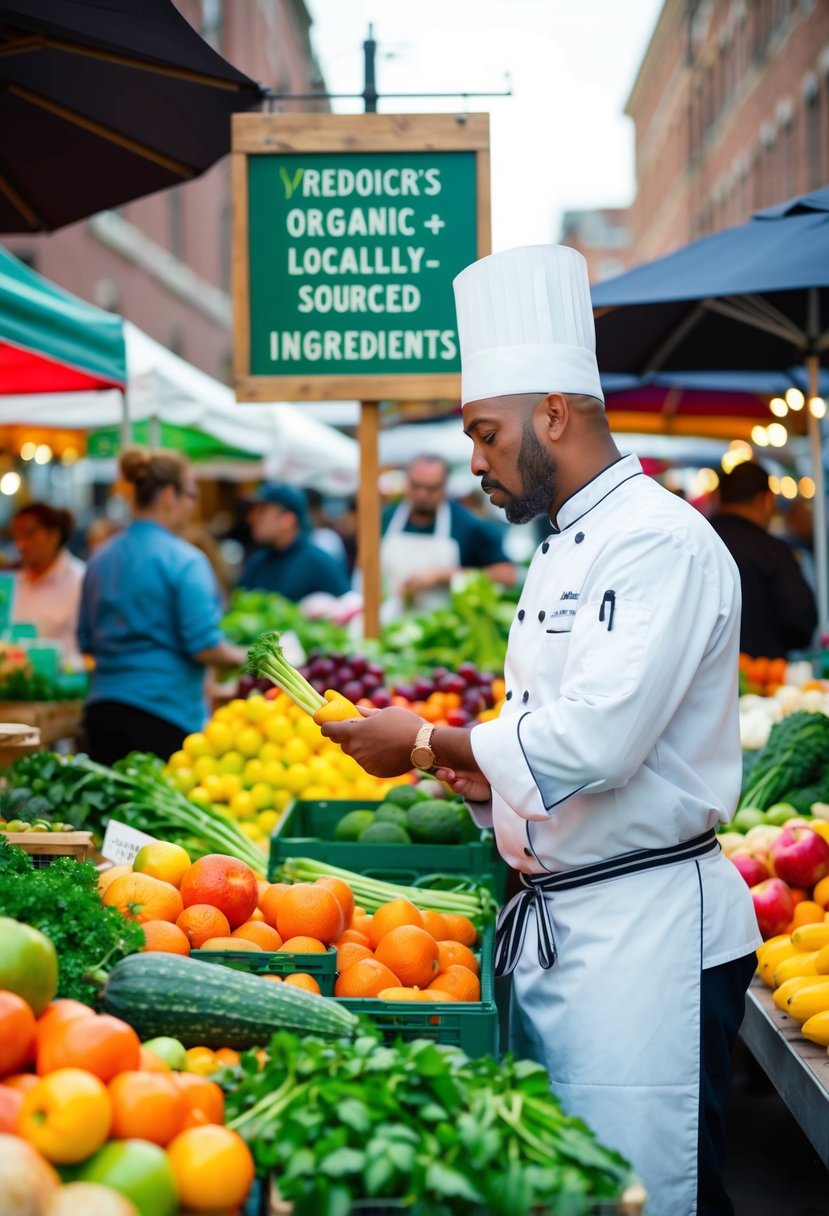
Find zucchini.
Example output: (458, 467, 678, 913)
(102, 953, 358, 1048)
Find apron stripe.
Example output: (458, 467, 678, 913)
(495, 828, 720, 977)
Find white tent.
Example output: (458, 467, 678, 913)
(0, 322, 360, 494)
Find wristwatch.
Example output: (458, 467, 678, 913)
(410, 722, 438, 772)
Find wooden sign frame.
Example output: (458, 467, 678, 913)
(231, 112, 490, 403)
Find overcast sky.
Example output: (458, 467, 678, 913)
(304, 0, 664, 250)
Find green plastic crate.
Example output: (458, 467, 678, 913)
(190, 946, 337, 995)
(269, 799, 507, 898)
(337, 924, 498, 1058)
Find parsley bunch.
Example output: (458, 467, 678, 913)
(0, 840, 144, 1006)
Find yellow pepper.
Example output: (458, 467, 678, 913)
(312, 689, 362, 724)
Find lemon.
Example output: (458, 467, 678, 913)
(273, 789, 292, 812)
(193, 754, 219, 780)
(263, 760, 289, 789)
(235, 725, 264, 758)
(240, 821, 265, 841)
(282, 737, 310, 766)
(167, 749, 189, 771)
(189, 786, 212, 806)
(301, 784, 332, 800)
(295, 715, 324, 749)
(218, 750, 245, 775)
(219, 773, 243, 802)
(257, 809, 280, 833)
(183, 732, 210, 759)
(258, 741, 282, 764)
(171, 768, 197, 793)
(243, 758, 266, 786)
(263, 715, 293, 745)
(212, 704, 234, 722)
(230, 790, 256, 819)
(205, 720, 234, 755)
(282, 763, 311, 793)
(201, 773, 225, 800)
(249, 781, 275, 810)
(245, 696, 270, 723)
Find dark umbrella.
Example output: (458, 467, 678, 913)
(592, 187, 829, 634)
(0, 0, 265, 233)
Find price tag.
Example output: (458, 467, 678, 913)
(100, 819, 157, 865)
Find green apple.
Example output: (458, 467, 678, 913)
(141, 1035, 187, 1070)
(764, 802, 801, 827)
(730, 807, 768, 833)
(78, 1140, 177, 1216)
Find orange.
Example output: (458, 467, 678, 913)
(436, 940, 479, 975)
(166, 1124, 255, 1211)
(0, 990, 36, 1076)
(18, 1068, 112, 1164)
(375, 925, 439, 988)
(283, 973, 321, 994)
(428, 964, 481, 1002)
(232, 921, 283, 950)
(790, 901, 826, 929)
(276, 884, 344, 945)
(441, 913, 479, 946)
(315, 876, 355, 927)
(214, 1048, 241, 1068)
(173, 1071, 224, 1123)
(248, 906, 266, 922)
(183, 1047, 220, 1077)
(103, 873, 183, 925)
(335, 928, 371, 948)
(421, 910, 449, 940)
(368, 898, 424, 949)
(97, 865, 132, 896)
(378, 987, 458, 1002)
(200, 937, 261, 952)
(0, 1085, 23, 1134)
(256, 879, 272, 907)
(1, 1072, 39, 1093)
(108, 1069, 188, 1146)
(261, 974, 284, 983)
(140, 920, 191, 956)
(351, 912, 374, 937)
(279, 935, 326, 953)
(259, 883, 291, 929)
(37, 1014, 140, 1083)
(176, 904, 231, 948)
(336, 942, 374, 972)
(132, 841, 191, 889)
(179, 854, 259, 929)
(334, 958, 401, 998)
(813, 875, 829, 909)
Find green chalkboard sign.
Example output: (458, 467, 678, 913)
(232, 114, 490, 402)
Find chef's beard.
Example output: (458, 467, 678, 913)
(482, 416, 557, 524)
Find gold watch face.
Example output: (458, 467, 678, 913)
(411, 746, 435, 769)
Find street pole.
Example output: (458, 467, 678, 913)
(363, 25, 378, 113)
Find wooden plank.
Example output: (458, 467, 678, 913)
(234, 372, 460, 403)
(231, 132, 251, 393)
(740, 979, 829, 1166)
(6, 832, 94, 862)
(233, 112, 490, 154)
(358, 402, 381, 639)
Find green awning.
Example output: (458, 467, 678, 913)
(0, 246, 126, 392)
(87, 420, 258, 463)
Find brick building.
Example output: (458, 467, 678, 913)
(625, 0, 829, 261)
(3, 1, 325, 383)
(558, 208, 632, 283)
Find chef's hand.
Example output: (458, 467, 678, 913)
(319, 705, 424, 778)
(434, 766, 491, 804)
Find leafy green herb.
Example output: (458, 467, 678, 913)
(0, 841, 144, 1005)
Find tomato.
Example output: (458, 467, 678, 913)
(17, 1067, 112, 1163)
(0, 990, 36, 1076)
(37, 1013, 140, 1082)
(78, 1138, 178, 1216)
(1, 1073, 39, 1094)
(108, 1070, 188, 1147)
(171, 1070, 224, 1124)
(0, 1084, 23, 1133)
(0, 918, 58, 1016)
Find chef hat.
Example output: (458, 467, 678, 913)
(452, 244, 604, 407)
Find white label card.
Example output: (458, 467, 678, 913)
(100, 819, 157, 865)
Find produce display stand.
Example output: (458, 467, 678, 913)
(739, 978, 829, 1166)
(4, 830, 94, 866)
(0, 699, 84, 747)
(192, 944, 338, 994)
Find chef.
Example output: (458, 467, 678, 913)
(320, 244, 761, 1216)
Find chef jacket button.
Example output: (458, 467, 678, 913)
(541, 541, 550, 553)
(575, 531, 584, 543)
(524, 847, 532, 857)
(522, 690, 529, 703)
(505, 690, 513, 700)
(517, 609, 525, 621)
(538, 610, 546, 622)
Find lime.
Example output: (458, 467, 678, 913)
(384, 784, 425, 809)
(358, 821, 411, 844)
(334, 809, 376, 841)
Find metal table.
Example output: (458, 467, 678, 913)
(739, 978, 829, 1167)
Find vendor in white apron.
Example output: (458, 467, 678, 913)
(320, 244, 761, 1216)
(380, 456, 462, 619)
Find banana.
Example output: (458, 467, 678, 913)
(790, 923, 829, 950)
(759, 941, 801, 987)
(773, 975, 824, 1011)
(773, 951, 820, 986)
(756, 933, 792, 960)
(786, 981, 829, 1023)
(800, 1010, 829, 1047)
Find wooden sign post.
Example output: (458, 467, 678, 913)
(232, 112, 490, 636)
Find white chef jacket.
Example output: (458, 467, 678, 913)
(470, 453, 760, 968)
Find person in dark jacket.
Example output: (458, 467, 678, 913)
(709, 460, 816, 658)
(237, 483, 350, 600)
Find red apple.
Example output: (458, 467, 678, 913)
(769, 825, 829, 890)
(750, 877, 795, 939)
(729, 852, 772, 888)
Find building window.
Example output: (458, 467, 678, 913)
(804, 83, 820, 188)
(169, 188, 183, 261)
(780, 116, 795, 197)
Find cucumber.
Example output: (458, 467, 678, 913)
(103, 953, 358, 1048)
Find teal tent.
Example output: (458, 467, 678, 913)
(0, 246, 125, 393)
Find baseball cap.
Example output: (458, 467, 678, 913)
(246, 483, 310, 529)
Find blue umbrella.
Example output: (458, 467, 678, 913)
(592, 186, 829, 635)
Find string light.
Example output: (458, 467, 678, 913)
(785, 388, 805, 410)
(0, 472, 21, 496)
(769, 397, 788, 417)
(798, 477, 815, 498)
(809, 396, 826, 419)
(768, 475, 781, 494)
(33, 444, 53, 465)
(780, 476, 798, 499)
(751, 425, 770, 446)
(20, 442, 36, 461)
(766, 423, 788, 447)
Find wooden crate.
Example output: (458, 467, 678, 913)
(0, 700, 83, 747)
(4, 831, 94, 867)
(266, 1179, 647, 1214)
